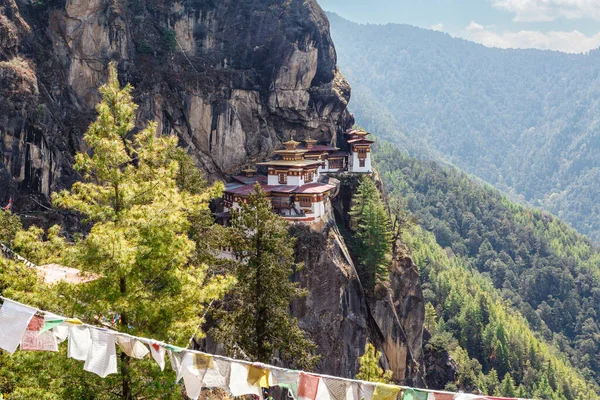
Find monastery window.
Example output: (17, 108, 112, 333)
(278, 172, 287, 184)
(299, 196, 312, 208)
(304, 171, 314, 182)
(357, 148, 367, 159)
(329, 159, 342, 169)
(359, 159, 366, 168)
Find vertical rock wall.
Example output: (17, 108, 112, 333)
(0, 0, 350, 207)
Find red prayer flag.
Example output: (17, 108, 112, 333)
(433, 393, 456, 400)
(20, 315, 58, 352)
(3, 197, 12, 211)
(298, 372, 320, 400)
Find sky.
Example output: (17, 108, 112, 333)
(317, 0, 600, 54)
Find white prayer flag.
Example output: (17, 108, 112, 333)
(168, 350, 185, 383)
(68, 325, 91, 361)
(0, 298, 37, 354)
(358, 382, 375, 400)
(53, 324, 69, 343)
(181, 352, 212, 400)
(149, 340, 166, 371)
(116, 335, 149, 359)
(202, 358, 231, 389)
(229, 362, 262, 398)
(84, 328, 118, 378)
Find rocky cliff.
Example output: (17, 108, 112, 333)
(0, 0, 350, 209)
(291, 177, 425, 385)
(1, 0, 426, 386)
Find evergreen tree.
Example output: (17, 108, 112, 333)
(213, 184, 318, 370)
(47, 63, 232, 398)
(500, 373, 517, 397)
(355, 343, 393, 383)
(349, 176, 393, 291)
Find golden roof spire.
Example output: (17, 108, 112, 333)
(283, 131, 300, 150)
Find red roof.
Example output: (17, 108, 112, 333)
(327, 151, 348, 158)
(301, 145, 339, 152)
(345, 129, 370, 136)
(291, 183, 336, 194)
(225, 182, 335, 197)
(347, 138, 375, 145)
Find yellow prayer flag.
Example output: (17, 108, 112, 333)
(65, 318, 83, 325)
(372, 383, 401, 400)
(247, 364, 270, 388)
(192, 353, 214, 370)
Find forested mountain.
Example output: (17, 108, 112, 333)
(373, 141, 600, 398)
(327, 12, 600, 241)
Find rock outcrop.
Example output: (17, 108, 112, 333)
(0, 0, 350, 207)
(292, 182, 425, 384)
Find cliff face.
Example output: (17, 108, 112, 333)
(1, 0, 426, 385)
(292, 180, 425, 384)
(0, 0, 350, 207)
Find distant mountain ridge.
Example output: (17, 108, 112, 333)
(326, 11, 600, 241)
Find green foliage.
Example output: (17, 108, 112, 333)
(355, 343, 393, 383)
(162, 28, 177, 52)
(349, 176, 393, 291)
(373, 140, 600, 398)
(328, 12, 600, 241)
(0, 63, 233, 399)
(0, 210, 22, 245)
(212, 184, 318, 370)
(136, 40, 154, 54)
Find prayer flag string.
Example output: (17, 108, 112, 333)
(0, 296, 531, 400)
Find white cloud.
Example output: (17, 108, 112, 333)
(493, 0, 600, 22)
(431, 23, 445, 31)
(462, 20, 600, 53)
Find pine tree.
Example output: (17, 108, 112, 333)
(355, 343, 393, 383)
(49, 63, 233, 398)
(349, 176, 393, 291)
(213, 183, 318, 370)
(500, 373, 517, 397)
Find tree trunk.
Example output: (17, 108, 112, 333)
(120, 276, 132, 400)
(255, 230, 267, 362)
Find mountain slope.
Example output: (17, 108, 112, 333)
(327, 12, 600, 241)
(373, 140, 600, 397)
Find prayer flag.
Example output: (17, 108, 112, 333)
(229, 362, 262, 397)
(323, 377, 351, 400)
(248, 364, 270, 388)
(168, 350, 185, 382)
(83, 328, 118, 378)
(181, 352, 211, 400)
(149, 340, 166, 371)
(116, 335, 150, 359)
(372, 383, 401, 400)
(202, 358, 231, 389)
(68, 325, 91, 360)
(433, 393, 458, 400)
(20, 315, 58, 352)
(40, 318, 65, 334)
(403, 389, 429, 400)
(272, 369, 299, 399)
(0, 298, 37, 354)
(298, 372, 320, 400)
(358, 382, 375, 400)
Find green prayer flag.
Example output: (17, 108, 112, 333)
(39, 319, 65, 334)
(165, 344, 184, 352)
(403, 388, 428, 400)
